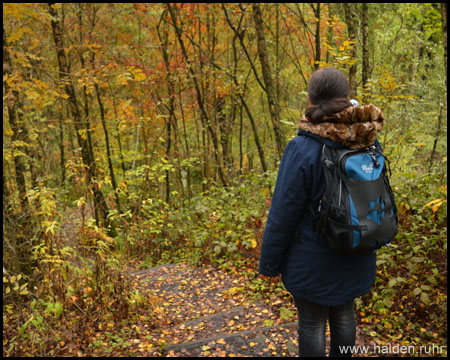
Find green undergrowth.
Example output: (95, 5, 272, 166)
(126, 171, 277, 268)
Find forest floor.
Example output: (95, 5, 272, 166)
(104, 260, 375, 357)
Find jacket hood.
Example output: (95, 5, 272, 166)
(298, 104, 385, 149)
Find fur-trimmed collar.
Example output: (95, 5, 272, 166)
(298, 104, 385, 149)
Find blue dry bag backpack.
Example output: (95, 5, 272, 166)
(312, 143, 398, 255)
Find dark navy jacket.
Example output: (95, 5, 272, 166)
(259, 129, 377, 306)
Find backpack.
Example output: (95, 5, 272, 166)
(311, 143, 398, 255)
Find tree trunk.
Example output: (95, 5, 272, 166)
(85, 7, 121, 212)
(58, 110, 66, 184)
(77, 4, 96, 166)
(239, 102, 244, 175)
(240, 94, 267, 173)
(361, 3, 369, 103)
(167, 4, 228, 187)
(441, 3, 447, 89)
(326, 4, 335, 65)
(228, 15, 267, 172)
(428, 105, 444, 172)
(108, 87, 127, 181)
(3, 26, 28, 209)
(216, 95, 233, 170)
(48, 3, 112, 232)
(157, 10, 182, 203)
(178, 84, 193, 200)
(252, 3, 285, 159)
(95, 83, 121, 212)
(344, 3, 357, 97)
(313, 3, 321, 70)
(276, 3, 280, 99)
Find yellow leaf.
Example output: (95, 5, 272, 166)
(249, 342, 256, 347)
(423, 199, 446, 213)
(432, 200, 446, 213)
(116, 73, 128, 86)
(133, 69, 147, 82)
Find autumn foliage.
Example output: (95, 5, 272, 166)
(3, 3, 447, 357)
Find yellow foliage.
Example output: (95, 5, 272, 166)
(3, 3, 41, 22)
(133, 68, 147, 82)
(422, 199, 447, 213)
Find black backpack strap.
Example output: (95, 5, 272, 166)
(321, 144, 355, 186)
(315, 144, 338, 239)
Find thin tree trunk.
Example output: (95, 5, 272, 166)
(428, 105, 444, 172)
(313, 3, 321, 70)
(239, 94, 267, 173)
(441, 3, 447, 88)
(108, 86, 127, 181)
(3, 26, 28, 208)
(165, 115, 171, 203)
(361, 3, 369, 103)
(48, 3, 112, 232)
(344, 3, 357, 97)
(167, 4, 228, 187)
(94, 83, 121, 212)
(132, 116, 141, 171)
(77, 4, 95, 165)
(252, 3, 285, 159)
(239, 102, 244, 175)
(223, 4, 267, 94)
(157, 10, 180, 203)
(326, 4, 334, 65)
(199, 7, 212, 185)
(228, 17, 267, 173)
(216, 95, 233, 170)
(276, 4, 280, 99)
(58, 110, 66, 184)
(86, 7, 121, 212)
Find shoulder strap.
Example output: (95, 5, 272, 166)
(321, 144, 355, 185)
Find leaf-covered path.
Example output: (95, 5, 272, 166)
(123, 262, 369, 357)
(126, 262, 298, 356)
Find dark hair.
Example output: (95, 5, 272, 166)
(305, 67, 352, 123)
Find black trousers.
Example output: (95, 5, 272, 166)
(294, 297, 356, 357)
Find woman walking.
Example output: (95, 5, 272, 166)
(259, 67, 390, 357)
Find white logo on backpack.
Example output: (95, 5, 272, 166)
(361, 162, 374, 173)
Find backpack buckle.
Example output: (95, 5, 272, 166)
(323, 158, 334, 169)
